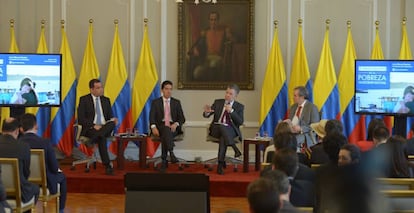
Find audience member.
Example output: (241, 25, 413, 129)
(385, 135, 413, 177)
(267, 133, 315, 182)
(203, 84, 244, 175)
(149, 80, 186, 172)
(272, 148, 315, 207)
(355, 118, 386, 152)
(338, 143, 361, 166)
(309, 120, 329, 164)
(247, 177, 281, 213)
(0, 118, 39, 204)
(361, 126, 390, 177)
(322, 132, 348, 165)
(261, 169, 301, 213)
(315, 160, 389, 213)
(18, 113, 67, 212)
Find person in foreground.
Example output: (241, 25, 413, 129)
(150, 80, 186, 172)
(261, 169, 301, 213)
(247, 177, 281, 213)
(0, 118, 39, 207)
(19, 113, 67, 212)
(203, 84, 244, 175)
(77, 79, 118, 175)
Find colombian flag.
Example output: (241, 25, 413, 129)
(259, 24, 288, 137)
(313, 21, 340, 120)
(131, 22, 161, 157)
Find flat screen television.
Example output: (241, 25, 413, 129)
(0, 53, 61, 107)
(355, 59, 414, 116)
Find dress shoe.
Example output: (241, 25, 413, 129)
(234, 149, 242, 158)
(170, 151, 179, 163)
(105, 166, 114, 175)
(217, 163, 224, 175)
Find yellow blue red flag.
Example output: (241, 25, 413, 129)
(105, 21, 132, 154)
(289, 20, 312, 107)
(337, 21, 365, 143)
(313, 21, 339, 119)
(259, 22, 288, 137)
(132, 22, 161, 157)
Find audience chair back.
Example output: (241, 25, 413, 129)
(0, 158, 35, 213)
(29, 149, 60, 213)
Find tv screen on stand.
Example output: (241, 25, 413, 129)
(355, 60, 414, 116)
(0, 53, 62, 107)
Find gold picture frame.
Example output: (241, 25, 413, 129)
(177, 0, 254, 90)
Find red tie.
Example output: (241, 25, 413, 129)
(296, 106, 302, 117)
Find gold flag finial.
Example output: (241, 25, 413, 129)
(375, 20, 380, 30)
(402, 17, 407, 25)
(298, 19, 303, 25)
(114, 19, 119, 25)
(41, 19, 46, 29)
(10, 19, 15, 28)
(61, 20, 65, 29)
(89, 19, 93, 24)
(144, 18, 148, 26)
(347, 20, 351, 28)
(326, 19, 330, 30)
(274, 20, 278, 29)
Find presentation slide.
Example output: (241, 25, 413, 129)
(355, 60, 414, 115)
(0, 53, 61, 106)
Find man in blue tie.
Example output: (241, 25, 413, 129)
(78, 79, 118, 175)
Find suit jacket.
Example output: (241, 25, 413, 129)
(290, 178, 315, 207)
(280, 200, 301, 213)
(19, 132, 62, 194)
(150, 97, 186, 134)
(203, 99, 244, 140)
(288, 101, 319, 146)
(78, 94, 113, 136)
(0, 134, 39, 203)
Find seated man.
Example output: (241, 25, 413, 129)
(203, 84, 244, 175)
(77, 79, 118, 175)
(150, 80, 186, 172)
(0, 118, 39, 204)
(19, 113, 67, 212)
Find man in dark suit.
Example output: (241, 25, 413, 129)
(150, 80, 186, 171)
(78, 79, 118, 175)
(0, 118, 39, 204)
(286, 86, 319, 151)
(18, 113, 67, 212)
(272, 148, 315, 207)
(203, 84, 244, 175)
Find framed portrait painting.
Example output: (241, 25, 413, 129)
(177, 0, 254, 90)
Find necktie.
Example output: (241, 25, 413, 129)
(95, 97, 103, 125)
(164, 99, 171, 126)
(296, 106, 302, 117)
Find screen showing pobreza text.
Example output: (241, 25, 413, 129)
(355, 60, 414, 115)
